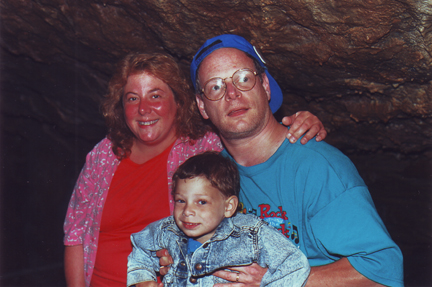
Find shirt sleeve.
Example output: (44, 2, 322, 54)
(63, 150, 98, 245)
(63, 138, 116, 245)
(309, 186, 404, 286)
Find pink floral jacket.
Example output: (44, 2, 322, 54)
(63, 132, 222, 286)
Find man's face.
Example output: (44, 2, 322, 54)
(196, 48, 272, 140)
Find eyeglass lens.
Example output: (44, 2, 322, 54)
(203, 69, 257, 101)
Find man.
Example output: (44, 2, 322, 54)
(188, 34, 403, 286)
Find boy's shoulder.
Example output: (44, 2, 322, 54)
(137, 215, 176, 234)
(154, 215, 176, 229)
(231, 213, 268, 227)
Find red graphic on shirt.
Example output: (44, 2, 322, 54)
(258, 204, 288, 220)
(239, 202, 300, 244)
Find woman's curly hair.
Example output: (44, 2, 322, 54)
(101, 52, 211, 159)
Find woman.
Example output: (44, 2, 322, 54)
(63, 52, 326, 287)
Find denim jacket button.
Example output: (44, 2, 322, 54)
(180, 261, 186, 267)
(189, 276, 198, 283)
(195, 263, 203, 270)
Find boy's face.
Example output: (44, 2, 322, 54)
(173, 176, 237, 244)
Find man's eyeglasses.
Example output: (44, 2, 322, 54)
(201, 69, 258, 101)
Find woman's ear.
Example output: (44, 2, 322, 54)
(224, 196, 239, 218)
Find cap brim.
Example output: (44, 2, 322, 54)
(266, 70, 283, 113)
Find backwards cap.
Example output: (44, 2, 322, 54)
(190, 34, 283, 113)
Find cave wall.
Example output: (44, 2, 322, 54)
(0, 0, 431, 286)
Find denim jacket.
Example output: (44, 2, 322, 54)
(127, 213, 310, 286)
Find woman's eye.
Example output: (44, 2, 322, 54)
(175, 199, 185, 204)
(198, 200, 207, 205)
(152, 94, 161, 99)
(126, 96, 137, 102)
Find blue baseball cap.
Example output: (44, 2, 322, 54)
(190, 34, 283, 113)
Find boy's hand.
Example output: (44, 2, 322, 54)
(282, 111, 327, 144)
(213, 263, 266, 286)
(156, 249, 173, 276)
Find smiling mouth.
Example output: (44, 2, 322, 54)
(182, 222, 200, 229)
(138, 119, 158, 126)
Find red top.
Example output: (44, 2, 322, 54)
(90, 144, 172, 286)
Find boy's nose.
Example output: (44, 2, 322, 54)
(183, 204, 195, 216)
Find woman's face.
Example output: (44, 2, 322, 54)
(123, 72, 178, 147)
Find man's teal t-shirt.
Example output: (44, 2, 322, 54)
(221, 138, 403, 286)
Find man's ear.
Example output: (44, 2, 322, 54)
(195, 94, 209, 119)
(261, 73, 271, 101)
(224, 196, 239, 218)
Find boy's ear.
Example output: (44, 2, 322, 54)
(224, 196, 238, 218)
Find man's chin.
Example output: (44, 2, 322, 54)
(220, 128, 256, 140)
(220, 119, 268, 141)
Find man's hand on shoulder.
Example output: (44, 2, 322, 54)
(282, 111, 327, 144)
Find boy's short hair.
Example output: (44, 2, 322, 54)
(172, 151, 240, 198)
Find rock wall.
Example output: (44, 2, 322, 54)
(1, 0, 431, 286)
(2, 0, 431, 153)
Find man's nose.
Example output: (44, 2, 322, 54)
(224, 80, 241, 101)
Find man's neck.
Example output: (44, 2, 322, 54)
(221, 116, 288, 167)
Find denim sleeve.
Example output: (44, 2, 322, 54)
(127, 223, 162, 286)
(258, 224, 310, 286)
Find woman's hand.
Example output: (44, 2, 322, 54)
(156, 249, 173, 276)
(212, 263, 267, 286)
(282, 111, 327, 144)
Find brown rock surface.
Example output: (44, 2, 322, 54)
(2, 0, 431, 152)
(1, 0, 431, 286)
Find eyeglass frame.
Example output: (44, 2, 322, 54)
(200, 68, 259, 101)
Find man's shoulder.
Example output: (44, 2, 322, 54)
(291, 138, 342, 156)
(258, 139, 360, 185)
(279, 139, 350, 166)
(288, 139, 365, 187)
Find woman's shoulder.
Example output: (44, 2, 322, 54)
(87, 137, 114, 156)
(94, 137, 113, 150)
(84, 137, 119, 168)
(187, 132, 223, 151)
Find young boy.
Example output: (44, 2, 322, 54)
(127, 152, 310, 287)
